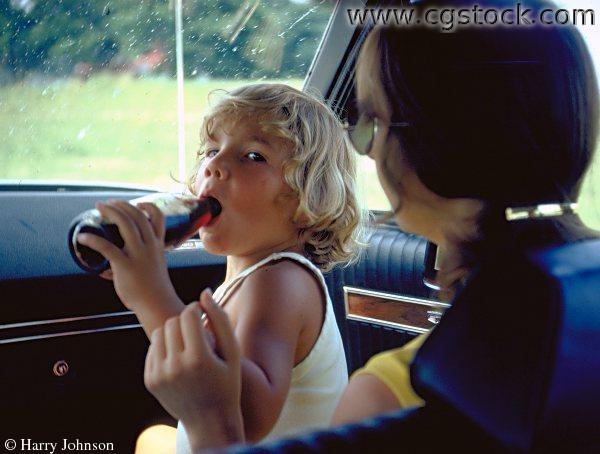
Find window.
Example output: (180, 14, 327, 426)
(1, 0, 334, 189)
(355, 155, 391, 211)
(559, 0, 600, 229)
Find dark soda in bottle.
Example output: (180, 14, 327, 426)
(68, 193, 221, 274)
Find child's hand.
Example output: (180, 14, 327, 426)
(76, 200, 177, 311)
(144, 289, 244, 450)
(99, 269, 114, 281)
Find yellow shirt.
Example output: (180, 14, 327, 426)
(351, 333, 428, 409)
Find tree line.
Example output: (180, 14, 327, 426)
(0, 0, 332, 80)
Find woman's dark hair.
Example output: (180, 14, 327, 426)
(372, 0, 599, 270)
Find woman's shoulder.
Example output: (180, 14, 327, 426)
(362, 333, 428, 371)
(352, 333, 428, 408)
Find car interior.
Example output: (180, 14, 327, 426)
(1, 0, 599, 453)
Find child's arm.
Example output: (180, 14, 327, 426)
(231, 261, 322, 442)
(147, 259, 319, 443)
(145, 290, 245, 452)
(76, 200, 186, 338)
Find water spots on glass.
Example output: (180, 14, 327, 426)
(77, 125, 91, 141)
(2, 0, 335, 183)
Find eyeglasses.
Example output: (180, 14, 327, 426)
(344, 112, 410, 155)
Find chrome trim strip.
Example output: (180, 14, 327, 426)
(0, 310, 136, 331)
(343, 286, 450, 309)
(303, 0, 365, 97)
(0, 180, 158, 193)
(423, 278, 443, 291)
(343, 286, 449, 333)
(0, 324, 142, 345)
(346, 314, 429, 334)
(175, 239, 204, 250)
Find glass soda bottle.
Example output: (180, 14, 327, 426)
(68, 193, 221, 274)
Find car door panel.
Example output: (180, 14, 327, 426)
(325, 225, 436, 374)
(1, 328, 164, 451)
(0, 189, 226, 447)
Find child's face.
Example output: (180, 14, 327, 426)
(194, 116, 300, 258)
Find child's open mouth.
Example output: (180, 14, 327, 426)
(203, 196, 222, 226)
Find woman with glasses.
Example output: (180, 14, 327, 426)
(333, 0, 598, 424)
(140, 0, 599, 449)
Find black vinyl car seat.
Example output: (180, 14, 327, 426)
(324, 226, 432, 374)
(224, 239, 600, 453)
(412, 238, 600, 452)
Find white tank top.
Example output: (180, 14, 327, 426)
(176, 252, 348, 451)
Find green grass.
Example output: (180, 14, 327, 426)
(1, 74, 599, 229)
(0, 75, 300, 187)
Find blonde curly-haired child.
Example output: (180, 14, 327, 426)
(78, 83, 364, 452)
